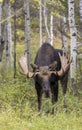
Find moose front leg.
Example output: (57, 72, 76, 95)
(37, 91, 42, 111)
(51, 82, 58, 114)
(60, 72, 68, 108)
(35, 82, 42, 112)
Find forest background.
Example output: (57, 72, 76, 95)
(0, 0, 82, 130)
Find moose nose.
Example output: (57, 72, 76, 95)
(43, 85, 49, 91)
(42, 81, 50, 91)
(42, 81, 50, 98)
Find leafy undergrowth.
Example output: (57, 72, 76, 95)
(0, 74, 82, 130)
(0, 108, 82, 130)
(0, 37, 82, 130)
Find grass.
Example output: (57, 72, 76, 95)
(0, 73, 82, 130)
(0, 36, 82, 130)
(0, 105, 82, 130)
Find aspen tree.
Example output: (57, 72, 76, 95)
(0, 1, 2, 69)
(62, 16, 67, 52)
(79, 0, 82, 21)
(5, 0, 12, 68)
(68, 0, 77, 91)
(50, 0, 54, 45)
(40, 0, 42, 46)
(24, 0, 30, 69)
(43, 0, 50, 43)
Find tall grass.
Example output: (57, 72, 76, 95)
(0, 37, 82, 130)
(0, 71, 82, 130)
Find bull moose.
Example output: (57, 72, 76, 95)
(19, 43, 71, 114)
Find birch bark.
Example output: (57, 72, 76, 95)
(24, 0, 30, 70)
(79, 0, 82, 21)
(0, 2, 2, 45)
(68, 0, 77, 91)
(5, 0, 12, 68)
(62, 16, 67, 52)
(50, 0, 54, 46)
(13, 0, 16, 78)
(40, 0, 42, 46)
(43, 0, 50, 43)
(0, 2, 2, 69)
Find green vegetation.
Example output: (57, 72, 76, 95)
(0, 37, 82, 130)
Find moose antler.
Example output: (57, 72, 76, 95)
(19, 53, 72, 78)
(57, 53, 72, 76)
(18, 55, 34, 78)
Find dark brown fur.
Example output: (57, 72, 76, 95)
(32, 43, 68, 113)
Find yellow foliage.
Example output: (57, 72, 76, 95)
(55, 12, 62, 19)
(33, 0, 39, 3)
(0, 0, 3, 3)
(10, 0, 14, 3)
(0, 0, 15, 3)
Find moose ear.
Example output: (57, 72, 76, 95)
(30, 63, 39, 70)
(49, 61, 57, 71)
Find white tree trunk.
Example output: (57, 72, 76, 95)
(68, 0, 77, 91)
(50, 12, 53, 45)
(62, 16, 67, 52)
(0, 2, 2, 69)
(79, 0, 82, 21)
(24, 0, 30, 69)
(40, 0, 42, 46)
(7, 0, 12, 67)
(50, 0, 54, 46)
(13, 1, 16, 78)
(5, 0, 12, 68)
(43, 0, 50, 43)
(0, 2, 2, 45)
